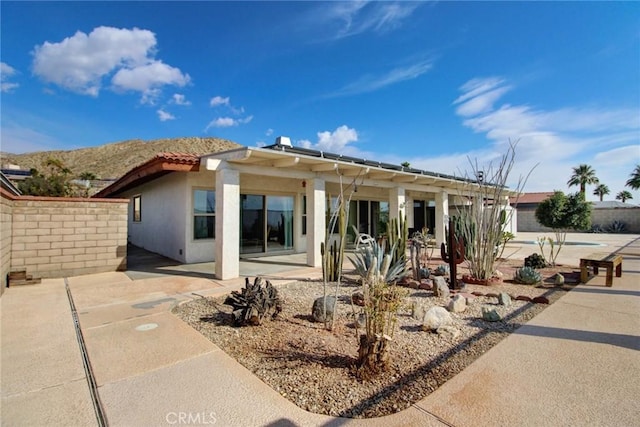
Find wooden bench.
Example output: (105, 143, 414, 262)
(579, 252, 622, 287)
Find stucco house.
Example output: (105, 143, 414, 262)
(96, 138, 516, 280)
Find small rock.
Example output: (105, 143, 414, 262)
(458, 292, 476, 305)
(418, 279, 433, 290)
(471, 291, 485, 297)
(421, 306, 452, 331)
(482, 307, 501, 322)
(351, 291, 365, 306)
(493, 270, 504, 279)
(436, 325, 460, 339)
(498, 292, 512, 306)
(432, 276, 450, 298)
(312, 296, 336, 322)
(554, 273, 565, 285)
(447, 294, 467, 313)
(485, 292, 499, 298)
(411, 300, 428, 321)
(355, 313, 366, 328)
(532, 296, 550, 304)
(515, 295, 532, 302)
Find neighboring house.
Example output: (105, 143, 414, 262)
(96, 139, 517, 280)
(511, 192, 640, 233)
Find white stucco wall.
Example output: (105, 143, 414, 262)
(121, 173, 188, 262)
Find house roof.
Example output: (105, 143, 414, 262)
(94, 152, 200, 197)
(97, 143, 521, 199)
(510, 192, 554, 205)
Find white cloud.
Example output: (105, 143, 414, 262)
(1, 62, 19, 92)
(298, 125, 360, 155)
(265, 128, 274, 137)
(311, 1, 421, 40)
(326, 58, 433, 98)
(171, 93, 191, 106)
(410, 76, 640, 201)
(111, 60, 189, 103)
(210, 96, 230, 107)
(157, 109, 175, 121)
(31, 26, 189, 100)
(205, 115, 253, 131)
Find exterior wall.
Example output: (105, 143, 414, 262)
(591, 207, 640, 233)
(121, 173, 188, 263)
(9, 196, 128, 279)
(1, 192, 14, 294)
(516, 206, 640, 233)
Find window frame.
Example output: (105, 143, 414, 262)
(133, 195, 142, 222)
(193, 188, 216, 240)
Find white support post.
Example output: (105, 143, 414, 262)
(215, 168, 240, 280)
(389, 187, 406, 222)
(306, 178, 326, 267)
(435, 190, 449, 247)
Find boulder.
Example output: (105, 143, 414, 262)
(312, 296, 336, 323)
(432, 276, 450, 298)
(411, 300, 428, 321)
(482, 307, 501, 322)
(351, 291, 365, 306)
(447, 294, 467, 313)
(421, 306, 452, 331)
(436, 325, 460, 339)
(498, 292, 512, 306)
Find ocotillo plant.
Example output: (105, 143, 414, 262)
(440, 217, 465, 289)
(387, 215, 408, 266)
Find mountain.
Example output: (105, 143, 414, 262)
(1, 137, 242, 180)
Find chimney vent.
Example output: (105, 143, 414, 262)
(275, 136, 292, 147)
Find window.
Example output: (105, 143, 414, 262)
(133, 195, 141, 222)
(301, 195, 307, 235)
(193, 189, 215, 239)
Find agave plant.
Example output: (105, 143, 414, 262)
(513, 266, 542, 285)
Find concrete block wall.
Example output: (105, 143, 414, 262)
(1, 192, 14, 294)
(7, 196, 128, 279)
(516, 206, 640, 233)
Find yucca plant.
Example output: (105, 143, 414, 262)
(349, 241, 407, 379)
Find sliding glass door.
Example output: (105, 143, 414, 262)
(240, 194, 294, 255)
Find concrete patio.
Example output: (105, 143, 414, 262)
(1, 233, 639, 426)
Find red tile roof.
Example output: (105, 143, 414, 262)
(510, 192, 554, 204)
(94, 152, 201, 198)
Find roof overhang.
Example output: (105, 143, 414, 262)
(94, 153, 200, 198)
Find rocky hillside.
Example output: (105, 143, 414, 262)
(1, 137, 242, 179)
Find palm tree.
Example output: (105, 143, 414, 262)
(593, 184, 610, 201)
(626, 165, 640, 190)
(615, 191, 633, 203)
(567, 164, 599, 200)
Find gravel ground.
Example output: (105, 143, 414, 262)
(173, 261, 576, 418)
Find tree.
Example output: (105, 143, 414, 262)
(593, 184, 610, 201)
(535, 191, 591, 265)
(615, 191, 633, 203)
(17, 158, 73, 197)
(626, 165, 640, 190)
(567, 164, 599, 200)
(400, 161, 411, 168)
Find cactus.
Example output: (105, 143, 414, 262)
(321, 198, 346, 283)
(524, 253, 548, 269)
(513, 266, 542, 285)
(387, 214, 408, 266)
(440, 217, 465, 289)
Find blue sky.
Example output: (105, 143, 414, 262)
(1, 1, 639, 201)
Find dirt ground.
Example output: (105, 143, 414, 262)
(173, 257, 579, 418)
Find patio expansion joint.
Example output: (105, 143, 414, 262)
(556, 299, 639, 318)
(83, 310, 168, 331)
(410, 403, 457, 427)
